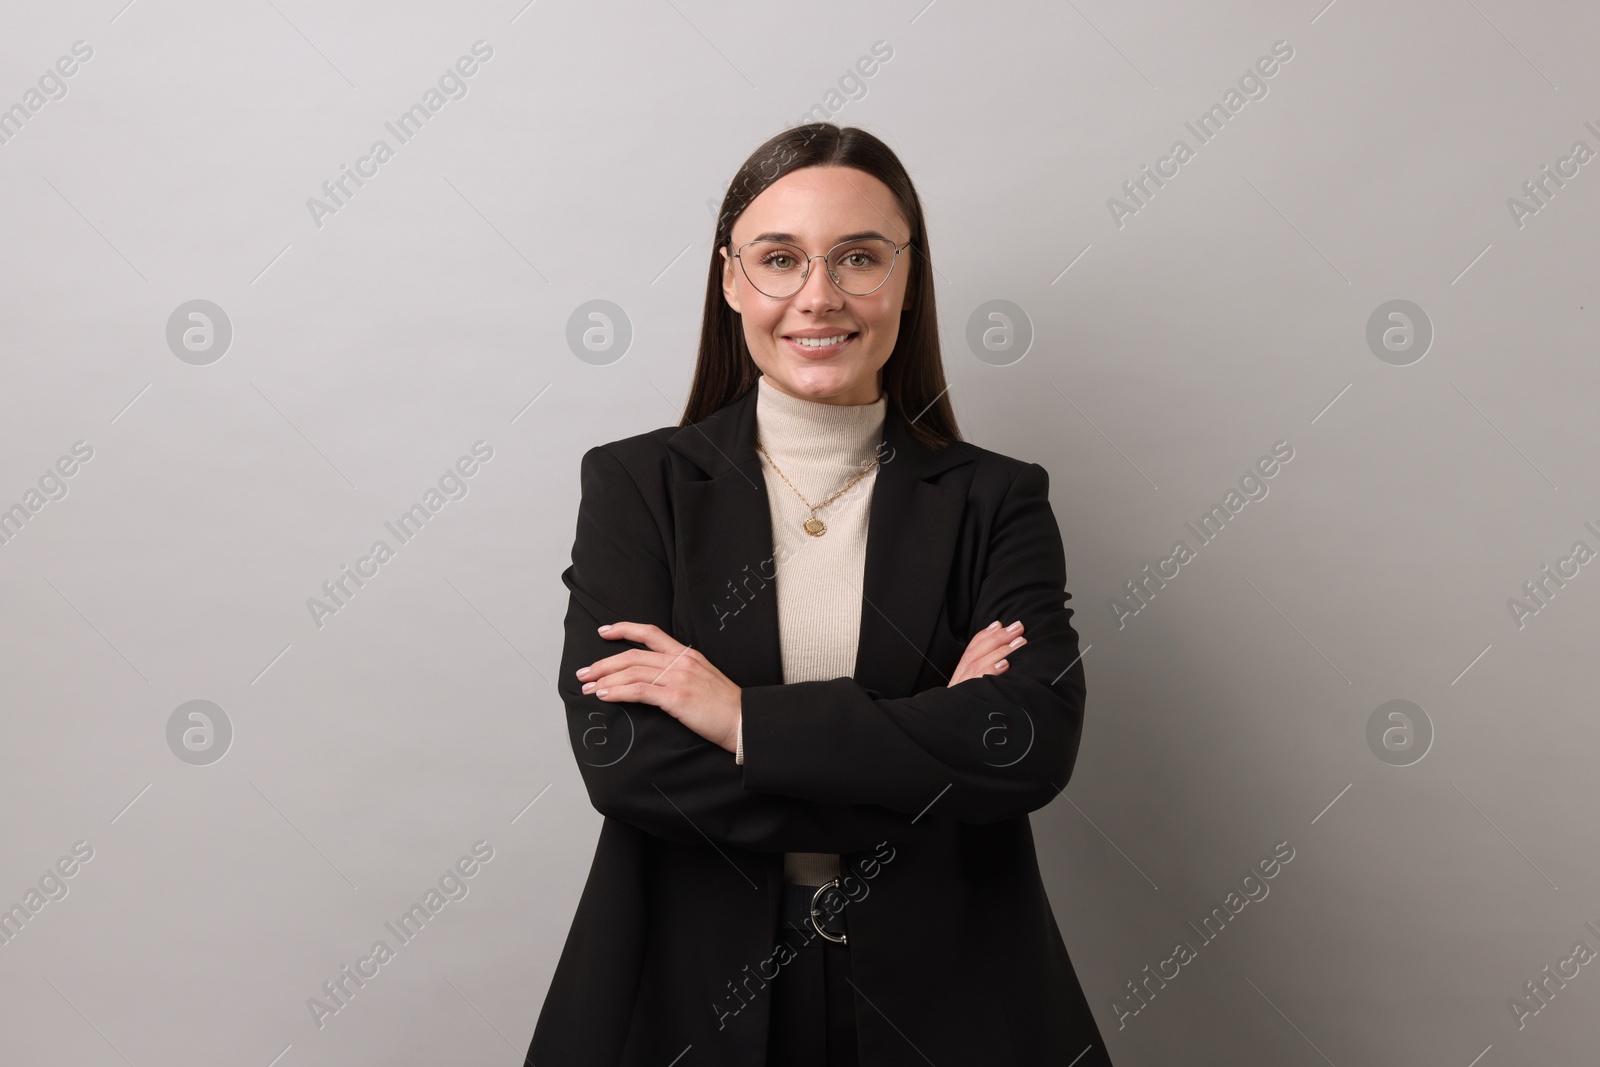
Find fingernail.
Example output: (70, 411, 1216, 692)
(597, 624, 612, 633)
(994, 659, 1008, 669)
(986, 621, 1000, 631)
(581, 681, 596, 693)
(595, 688, 608, 697)
(1006, 621, 1022, 632)
(1010, 637, 1024, 648)
(576, 667, 590, 678)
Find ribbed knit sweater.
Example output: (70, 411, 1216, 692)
(734, 372, 887, 886)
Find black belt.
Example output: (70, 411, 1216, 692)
(779, 878, 850, 946)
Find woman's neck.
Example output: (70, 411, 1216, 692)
(754, 373, 886, 472)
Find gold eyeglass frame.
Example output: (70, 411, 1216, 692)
(729, 236, 911, 299)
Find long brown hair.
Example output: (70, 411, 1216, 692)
(681, 123, 962, 450)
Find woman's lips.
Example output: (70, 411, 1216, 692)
(783, 331, 858, 358)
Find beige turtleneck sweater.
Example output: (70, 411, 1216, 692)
(735, 372, 886, 887)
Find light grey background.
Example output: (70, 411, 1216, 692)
(2, 0, 1596, 1064)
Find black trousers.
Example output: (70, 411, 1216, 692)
(766, 883, 859, 1067)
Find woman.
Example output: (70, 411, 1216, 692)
(525, 123, 1112, 1066)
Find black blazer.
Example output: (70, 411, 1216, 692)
(525, 382, 1112, 1067)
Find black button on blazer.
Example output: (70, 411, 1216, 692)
(526, 381, 1113, 1066)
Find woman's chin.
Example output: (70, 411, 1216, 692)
(773, 362, 873, 402)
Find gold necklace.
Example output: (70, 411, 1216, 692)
(755, 442, 880, 537)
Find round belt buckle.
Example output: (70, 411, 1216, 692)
(808, 878, 848, 944)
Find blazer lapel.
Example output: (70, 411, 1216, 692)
(669, 384, 786, 689)
(668, 380, 974, 699)
(855, 397, 973, 695)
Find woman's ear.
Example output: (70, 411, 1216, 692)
(719, 246, 743, 314)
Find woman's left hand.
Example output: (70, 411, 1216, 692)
(575, 621, 743, 753)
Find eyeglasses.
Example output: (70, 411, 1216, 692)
(729, 237, 910, 299)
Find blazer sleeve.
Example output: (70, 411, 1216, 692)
(557, 445, 936, 853)
(738, 461, 1088, 825)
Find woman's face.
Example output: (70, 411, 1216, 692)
(720, 165, 913, 406)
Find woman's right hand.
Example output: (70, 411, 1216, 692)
(947, 620, 1026, 687)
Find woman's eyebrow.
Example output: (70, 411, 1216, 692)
(748, 229, 893, 244)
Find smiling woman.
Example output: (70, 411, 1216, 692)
(525, 122, 1113, 1067)
(713, 165, 912, 409)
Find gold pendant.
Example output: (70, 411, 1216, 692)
(803, 517, 827, 537)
